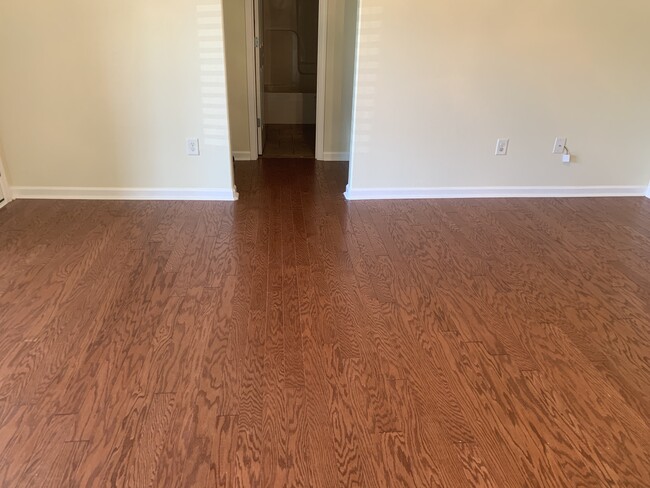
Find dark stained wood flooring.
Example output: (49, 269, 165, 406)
(1, 159, 650, 486)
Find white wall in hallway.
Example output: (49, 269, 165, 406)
(348, 0, 650, 197)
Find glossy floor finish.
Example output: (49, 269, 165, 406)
(1, 160, 649, 486)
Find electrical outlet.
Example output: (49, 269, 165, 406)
(186, 138, 200, 156)
(495, 138, 509, 156)
(553, 137, 567, 154)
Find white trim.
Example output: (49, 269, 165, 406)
(11, 186, 239, 201)
(215, 0, 238, 195)
(646, 180, 650, 198)
(252, 0, 266, 156)
(321, 152, 349, 162)
(244, 0, 259, 160)
(346, 0, 363, 192)
(344, 185, 647, 201)
(233, 151, 256, 161)
(0, 152, 12, 206)
(315, 0, 329, 161)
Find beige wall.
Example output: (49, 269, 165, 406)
(224, 0, 357, 159)
(349, 0, 650, 192)
(0, 0, 234, 192)
(6, 1, 646, 196)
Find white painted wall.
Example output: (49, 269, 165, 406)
(348, 0, 650, 197)
(3, 0, 647, 198)
(0, 0, 236, 198)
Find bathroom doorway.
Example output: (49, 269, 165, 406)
(247, 0, 324, 159)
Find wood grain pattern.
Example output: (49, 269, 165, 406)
(1, 161, 649, 486)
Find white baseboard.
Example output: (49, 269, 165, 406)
(11, 186, 239, 201)
(344, 185, 647, 201)
(321, 152, 350, 162)
(0, 198, 10, 210)
(646, 182, 650, 198)
(233, 151, 257, 161)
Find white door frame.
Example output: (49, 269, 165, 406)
(244, 0, 328, 160)
(244, 0, 261, 160)
(314, 0, 328, 160)
(0, 149, 12, 208)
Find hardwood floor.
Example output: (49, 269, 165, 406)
(1, 159, 649, 486)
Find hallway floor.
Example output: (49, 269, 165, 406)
(0, 159, 649, 486)
(262, 124, 316, 158)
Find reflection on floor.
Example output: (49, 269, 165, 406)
(263, 124, 316, 158)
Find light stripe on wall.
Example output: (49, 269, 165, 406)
(197, 2, 229, 148)
(351, 5, 384, 155)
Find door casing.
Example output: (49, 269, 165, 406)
(0, 149, 12, 208)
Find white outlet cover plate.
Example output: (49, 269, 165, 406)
(495, 138, 509, 156)
(186, 138, 200, 156)
(553, 137, 567, 154)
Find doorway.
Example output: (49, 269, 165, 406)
(247, 0, 325, 159)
